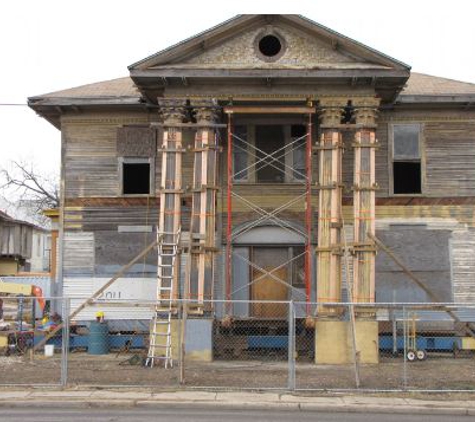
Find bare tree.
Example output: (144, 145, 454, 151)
(0, 160, 59, 226)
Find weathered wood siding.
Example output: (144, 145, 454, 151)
(0, 222, 32, 258)
(451, 230, 475, 303)
(425, 122, 475, 196)
(63, 232, 94, 276)
(62, 112, 156, 199)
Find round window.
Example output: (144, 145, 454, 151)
(254, 31, 286, 62)
(258, 35, 282, 57)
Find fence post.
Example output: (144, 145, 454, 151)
(61, 297, 70, 388)
(287, 300, 296, 391)
(402, 306, 407, 390)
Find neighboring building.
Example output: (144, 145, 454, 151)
(0, 210, 50, 275)
(28, 15, 475, 362)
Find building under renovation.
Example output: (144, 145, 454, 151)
(29, 14, 475, 363)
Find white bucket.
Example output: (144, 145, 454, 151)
(44, 344, 54, 357)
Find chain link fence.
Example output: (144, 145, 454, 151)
(2, 296, 475, 391)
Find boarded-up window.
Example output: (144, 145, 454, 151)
(393, 124, 422, 194)
(117, 126, 157, 157)
(291, 246, 305, 287)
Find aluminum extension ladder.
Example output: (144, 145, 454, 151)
(146, 230, 181, 368)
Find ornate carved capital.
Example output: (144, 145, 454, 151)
(318, 107, 344, 127)
(158, 98, 187, 125)
(192, 98, 220, 125)
(318, 97, 347, 128)
(354, 107, 379, 127)
(352, 96, 380, 127)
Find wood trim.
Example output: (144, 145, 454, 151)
(224, 106, 316, 115)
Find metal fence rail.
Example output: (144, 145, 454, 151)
(1, 296, 475, 391)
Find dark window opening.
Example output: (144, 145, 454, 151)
(291, 125, 306, 180)
(291, 125, 306, 138)
(393, 162, 421, 194)
(341, 100, 354, 124)
(123, 162, 150, 194)
(256, 125, 285, 183)
(259, 35, 282, 57)
(233, 125, 248, 181)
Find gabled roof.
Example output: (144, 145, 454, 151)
(129, 14, 410, 72)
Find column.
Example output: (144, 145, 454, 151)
(316, 100, 344, 315)
(158, 98, 186, 302)
(187, 99, 220, 311)
(352, 99, 379, 309)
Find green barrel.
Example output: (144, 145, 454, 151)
(88, 321, 109, 355)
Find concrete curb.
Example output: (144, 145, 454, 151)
(0, 391, 474, 416)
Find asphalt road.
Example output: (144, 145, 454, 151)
(0, 407, 472, 422)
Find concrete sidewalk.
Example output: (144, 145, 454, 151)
(0, 389, 475, 416)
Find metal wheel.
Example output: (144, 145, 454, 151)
(416, 349, 427, 361)
(406, 349, 416, 362)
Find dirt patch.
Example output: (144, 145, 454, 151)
(1, 353, 475, 391)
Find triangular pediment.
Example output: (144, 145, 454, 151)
(129, 15, 409, 72)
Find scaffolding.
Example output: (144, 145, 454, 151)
(224, 104, 315, 314)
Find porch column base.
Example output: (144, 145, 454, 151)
(156, 319, 213, 362)
(314, 320, 379, 364)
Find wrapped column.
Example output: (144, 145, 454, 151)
(187, 99, 220, 311)
(316, 102, 344, 315)
(158, 99, 186, 302)
(352, 101, 379, 308)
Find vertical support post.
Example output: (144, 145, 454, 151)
(287, 300, 296, 391)
(403, 306, 408, 390)
(188, 100, 220, 311)
(352, 102, 379, 308)
(225, 112, 233, 313)
(316, 102, 344, 314)
(61, 298, 70, 388)
(305, 113, 313, 305)
(158, 99, 186, 303)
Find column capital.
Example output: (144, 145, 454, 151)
(353, 107, 379, 127)
(352, 96, 380, 127)
(191, 98, 220, 125)
(158, 98, 187, 125)
(318, 97, 347, 128)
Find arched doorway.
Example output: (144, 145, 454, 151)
(231, 223, 306, 318)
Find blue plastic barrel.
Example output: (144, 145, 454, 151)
(88, 321, 109, 355)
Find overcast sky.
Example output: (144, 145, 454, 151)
(1, 0, 475, 176)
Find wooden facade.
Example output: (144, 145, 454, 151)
(29, 15, 475, 317)
(0, 211, 48, 275)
